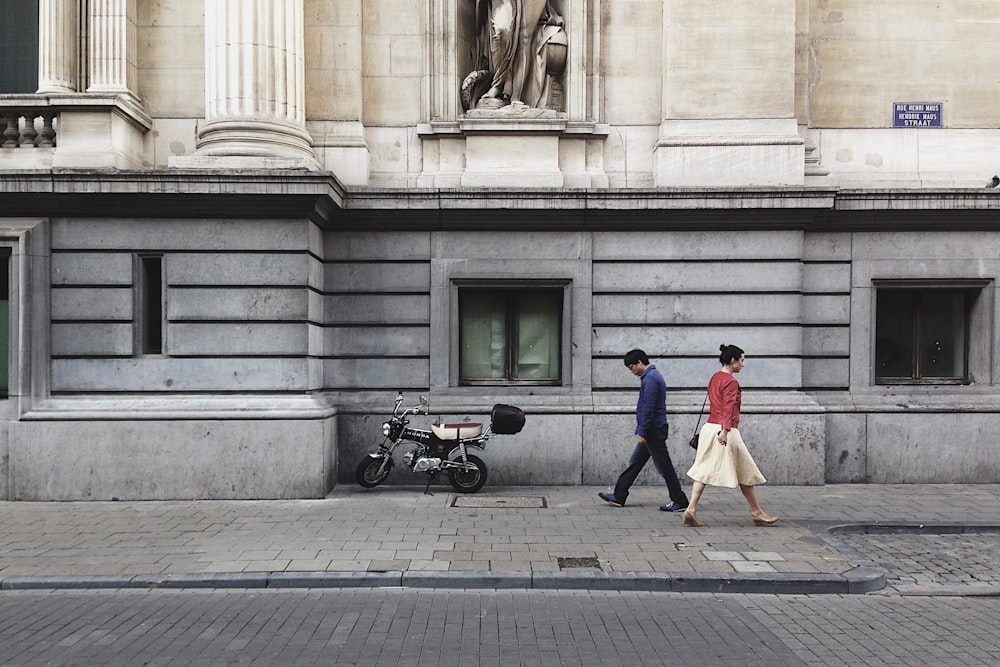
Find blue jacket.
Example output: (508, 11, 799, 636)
(635, 364, 668, 438)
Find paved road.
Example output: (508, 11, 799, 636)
(1, 588, 998, 666)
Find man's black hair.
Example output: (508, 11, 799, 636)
(623, 349, 649, 367)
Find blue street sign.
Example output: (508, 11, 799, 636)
(893, 102, 942, 128)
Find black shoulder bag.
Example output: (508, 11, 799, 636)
(688, 393, 708, 450)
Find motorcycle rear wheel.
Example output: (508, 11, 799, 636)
(448, 454, 487, 493)
(356, 455, 393, 488)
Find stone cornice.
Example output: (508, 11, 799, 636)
(2, 171, 1000, 230)
(836, 189, 1000, 210)
(0, 169, 346, 225)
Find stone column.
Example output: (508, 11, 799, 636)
(86, 0, 140, 99)
(37, 0, 79, 93)
(191, 0, 317, 167)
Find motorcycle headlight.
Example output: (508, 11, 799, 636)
(382, 422, 391, 437)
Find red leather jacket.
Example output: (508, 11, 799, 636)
(707, 371, 741, 430)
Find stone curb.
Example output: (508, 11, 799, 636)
(0, 567, 885, 594)
(825, 522, 1000, 535)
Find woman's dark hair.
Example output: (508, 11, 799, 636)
(623, 349, 649, 367)
(718, 344, 744, 366)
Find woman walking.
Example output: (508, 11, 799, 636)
(683, 344, 778, 528)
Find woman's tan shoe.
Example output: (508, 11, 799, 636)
(751, 513, 779, 526)
(682, 510, 705, 527)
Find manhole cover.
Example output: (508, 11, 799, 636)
(450, 495, 548, 508)
(558, 557, 602, 570)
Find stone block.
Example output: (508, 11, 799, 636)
(654, 119, 804, 187)
(867, 413, 1000, 483)
(435, 232, 588, 262)
(52, 253, 132, 286)
(52, 107, 149, 170)
(168, 287, 309, 320)
(323, 231, 431, 261)
(593, 293, 802, 325)
(324, 262, 429, 292)
(592, 325, 804, 359)
(593, 260, 802, 292)
(324, 358, 429, 390)
(802, 327, 850, 357)
(462, 134, 563, 188)
(324, 294, 429, 325)
(51, 323, 133, 356)
(51, 358, 310, 392)
(324, 326, 429, 357)
(593, 230, 804, 261)
(801, 358, 850, 390)
(51, 287, 133, 320)
(592, 357, 801, 391)
(804, 233, 853, 262)
(139, 26, 204, 70)
(603, 76, 662, 125)
(169, 323, 308, 356)
(50, 218, 308, 251)
(802, 294, 851, 325)
(8, 417, 334, 500)
(363, 75, 421, 127)
(803, 263, 851, 293)
(167, 253, 309, 286)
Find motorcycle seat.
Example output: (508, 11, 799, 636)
(431, 422, 483, 440)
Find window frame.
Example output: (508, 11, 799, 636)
(135, 253, 166, 357)
(457, 281, 565, 386)
(0, 248, 10, 397)
(429, 251, 591, 396)
(872, 279, 988, 386)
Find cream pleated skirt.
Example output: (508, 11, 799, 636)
(686, 422, 766, 488)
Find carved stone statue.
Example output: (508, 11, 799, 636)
(462, 0, 567, 114)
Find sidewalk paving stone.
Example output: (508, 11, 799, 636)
(0, 484, 998, 593)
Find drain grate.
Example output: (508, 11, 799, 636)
(557, 557, 602, 570)
(450, 495, 548, 508)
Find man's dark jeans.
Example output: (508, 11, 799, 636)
(613, 423, 688, 506)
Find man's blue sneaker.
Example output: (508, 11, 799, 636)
(598, 492, 624, 507)
(659, 502, 689, 512)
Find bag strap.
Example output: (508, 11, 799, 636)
(691, 392, 708, 435)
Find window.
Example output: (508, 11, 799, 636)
(0, 0, 38, 93)
(874, 283, 983, 384)
(459, 285, 562, 385)
(136, 255, 164, 355)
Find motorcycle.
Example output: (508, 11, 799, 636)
(355, 392, 525, 493)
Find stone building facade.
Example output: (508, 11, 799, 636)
(1, 1, 999, 499)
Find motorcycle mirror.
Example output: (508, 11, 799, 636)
(419, 395, 429, 411)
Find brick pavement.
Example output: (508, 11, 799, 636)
(0, 484, 998, 594)
(2, 589, 999, 666)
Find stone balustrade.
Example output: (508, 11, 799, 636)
(1, 108, 58, 149)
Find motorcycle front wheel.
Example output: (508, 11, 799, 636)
(447, 454, 487, 493)
(356, 455, 393, 488)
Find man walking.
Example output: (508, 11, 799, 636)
(599, 349, 690, 512)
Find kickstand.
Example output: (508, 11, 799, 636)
(423, 471, 440, 495)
